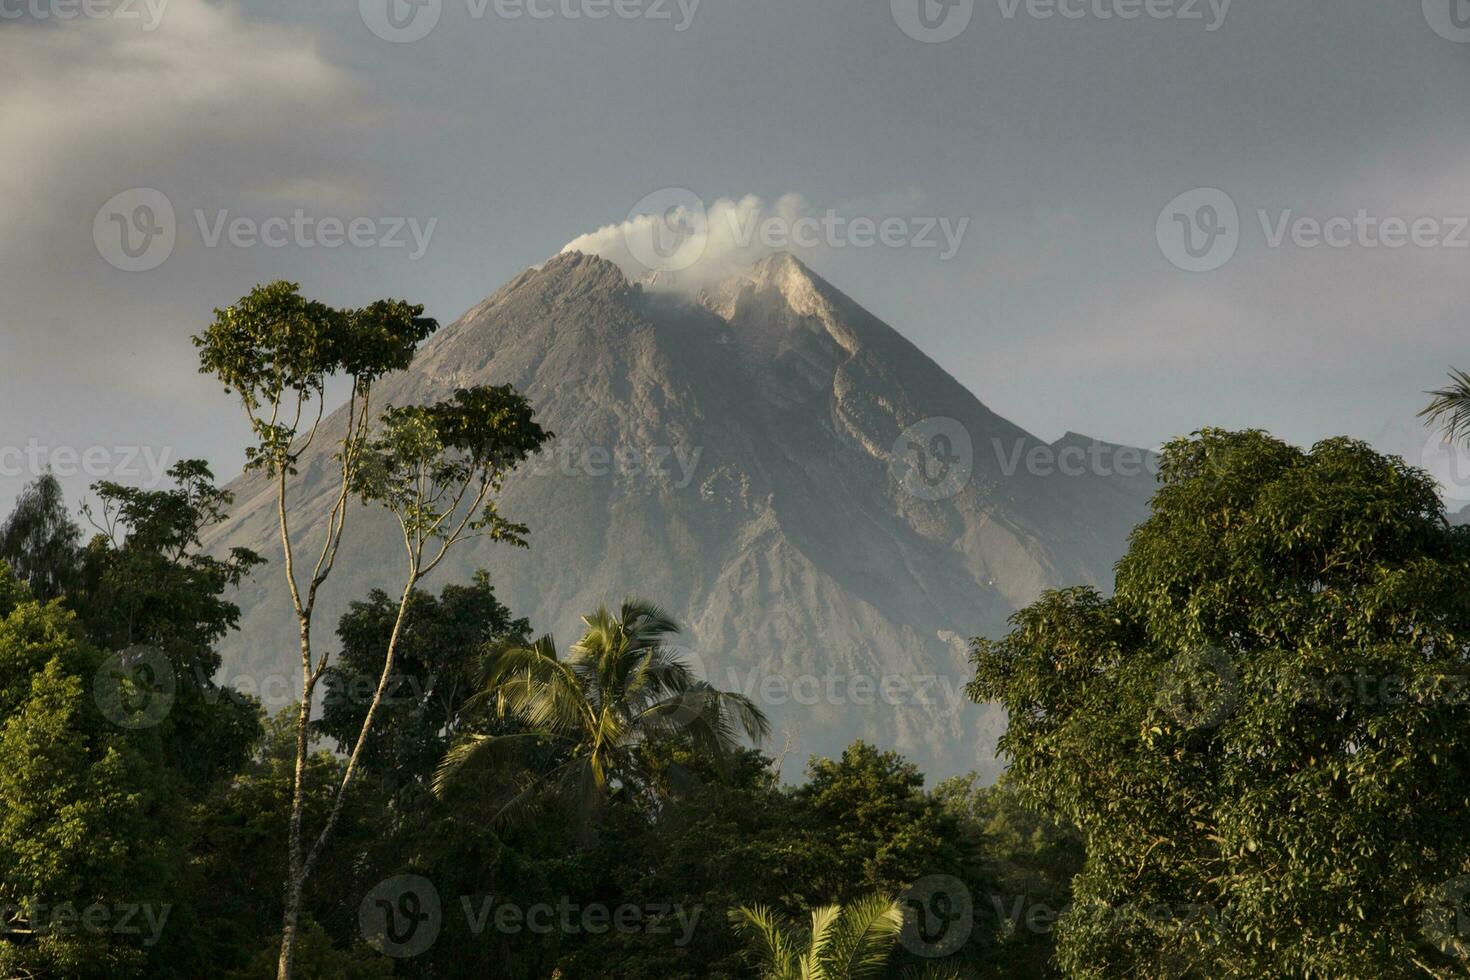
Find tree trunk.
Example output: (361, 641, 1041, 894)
(276, 621, 314, 980)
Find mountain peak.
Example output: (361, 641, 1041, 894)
(698, 250, 836, 325)
(209, 244, 1156, 781)
(747, 249, 808, 277)
(542, 249, 634, 295)
(723, 250, 816, 289)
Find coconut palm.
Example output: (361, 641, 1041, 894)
(1421, 368, 1470, 446)
(729, 894, 909, 980)
(432, 598, 768, 827)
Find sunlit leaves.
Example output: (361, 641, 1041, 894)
(970, 429, 1470, 977)
(352, 386, 550, 555)
(192, 281, 437, 472)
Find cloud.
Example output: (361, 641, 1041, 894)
(0, 0, 388, 509)
(0, 0, 366, 228)
(562, 193, 813, 292)
(0, 0, 381, 380)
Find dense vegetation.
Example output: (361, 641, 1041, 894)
(972, 429, 1470, 977)
(1, 287, 1467, 978)
(0, 489, 1071, 977)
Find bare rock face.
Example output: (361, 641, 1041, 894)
(207, 250, 1156, 780)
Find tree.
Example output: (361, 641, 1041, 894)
(549, 739, 1004, 980)
(0, 468, 271, 979)
(433, 599, 770, 830)
(0, 473, 81, 601)
(933, 773, 1083, 978)
(193, 706, 392, 979)
(1421, 367, 1470, 447)
(970, 429, 1470, 977)
(0, 565, 180, 979)
(316, 571, 529, 801)
(729, 894, 906, 980)
(77, 460, 265, 788)
(194, 282, 549, 979)
(225, 918, 394, 980)
(794, 743, 984, 905)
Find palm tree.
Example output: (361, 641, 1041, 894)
(1421, 368, 1470, 446)
(729, 894, 909, 980)
(432, 598, 769, 827)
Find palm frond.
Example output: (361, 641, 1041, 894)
(723, 688, 772, 744)
(624, 644, 696, 709)
(729, 904, 799, 979)
(803, 903, 843, 977)
(441, 598, 770, 837)
(573, 605, 620, 658)
(430, 731, 556, 797)
(1420, 368, 1470, 443)
(619, 596, 681, 648)
(487, 754, 596, 831)
(480, 637, 588, 735)
(898, 967, 966, 980)
(637, 684, 769, 746)
(821, 893, 903, 980)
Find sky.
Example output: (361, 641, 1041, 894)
(2, 0, 1469, 514)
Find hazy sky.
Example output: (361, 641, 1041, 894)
(3, 0, 1468, 514)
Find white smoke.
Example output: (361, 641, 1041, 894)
(561, 192, 812, 292)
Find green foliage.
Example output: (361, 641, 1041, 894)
(186, 706, 390, 978)
(192, 282, 435, 473)
(0, 473, 81, 602)
(933, 773, 1081, 978)
(546, 741, 1002, 980)
(0, 466, 273, 978)
(0, 568, 180, 979)
(796, 743, 982, 902)
(434, 599, 770, 830)
(352, 385, 551, 559)
(226, 918, 395, 980)
(316, 571, 529, 799)
(0, 559, 31, 618)
(77, 460, 266, 788)
(1421, 368, 1470, 446)
(730, 893, 906, 980)
(970, 429, 1470, 978)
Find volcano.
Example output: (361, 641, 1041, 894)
(207, 250, 1156, 779)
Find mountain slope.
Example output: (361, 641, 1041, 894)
(207, 251, 1156, 779)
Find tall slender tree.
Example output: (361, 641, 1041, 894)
(194, 282, 549, 979)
